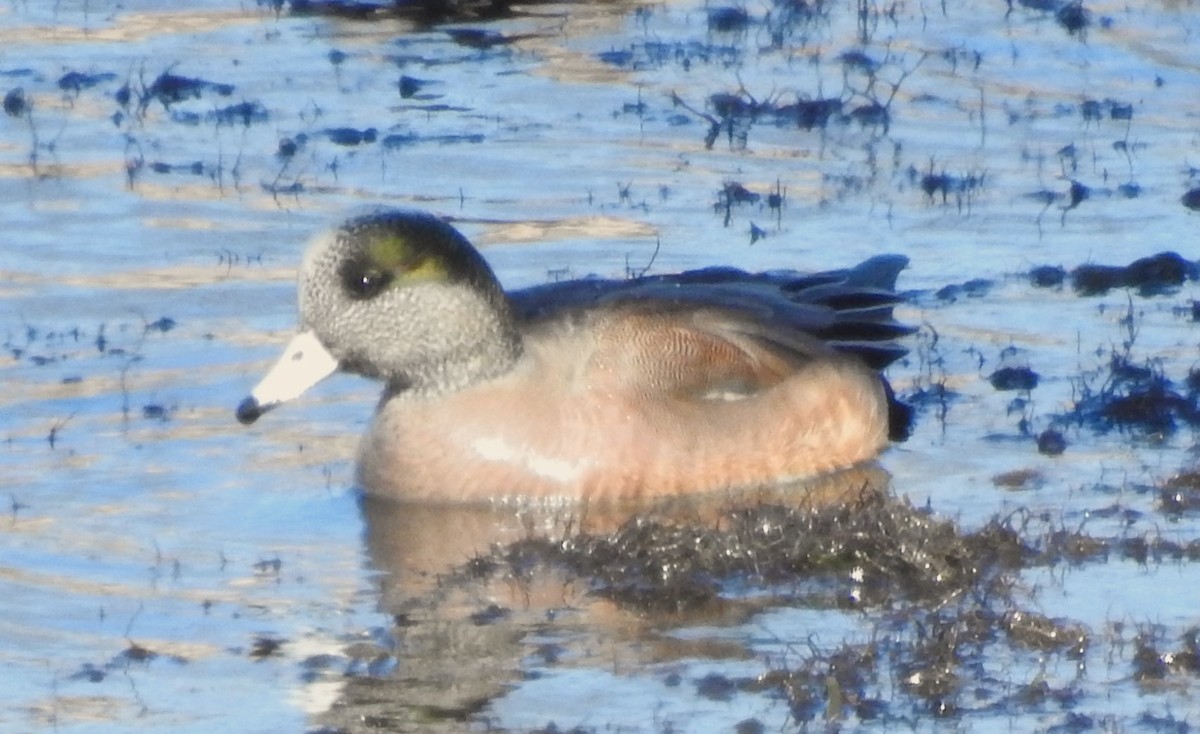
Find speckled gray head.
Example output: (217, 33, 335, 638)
(236, 208, 519, 425)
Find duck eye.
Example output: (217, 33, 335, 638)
(341, 264, 392, 300)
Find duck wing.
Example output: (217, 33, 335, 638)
(509, 255, 914, 371)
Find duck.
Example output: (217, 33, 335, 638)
(236, 208, 913, 504)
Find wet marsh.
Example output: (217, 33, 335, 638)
(3, 0, 1200, 731)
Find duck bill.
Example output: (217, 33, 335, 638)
(236, 330, 339, 425)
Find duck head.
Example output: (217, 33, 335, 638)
(236, 209, 519, 425)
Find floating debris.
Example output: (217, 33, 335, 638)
(1036, 428, 1067, 456)
(443, 27, 539, 49)
(249, 634, 287, 660)
(1065, 354, 1200, 437)
(57, 70, 117, 95)
(211, 100, 269, 127)
(3, 87, 27, 117)
(262, 181, 305, 196)
(276, 134, 307, 160)
(914, 167, 987, 209)
(1160, 471, 1200, 515)
(597, 48, 635, 68)
(1001, 610, 1088, 655)
(718, 181, 759, 205)
(993, 468, 1044, 490)
(849, 101, 888, 130)
(277, 0, 533, 22)
(324, 127, 377, 145)
(397, 75, 426, 98)
(145, 317, 176, 333)
(1013, 0, 1060, 11)
(142, 71, 234, 110)
(142, 404, 170, 421)
(1116, 181, 1141, 198)
(1071, 251, 1196, 296)
(1029, 265, 1066, 288)
(380, 131, 484, 148)
(279, 0, 392, 19)
(989, 366, 1040, 392)
(839, 49, 880, 74)
(1056, 1, 1090, 36)
(935, 278, 993, 302)
(150, 160, 206, 176)
(707, 6, 751, 33)
(713, 181, 763, 224)
(781, 97, 843, 130)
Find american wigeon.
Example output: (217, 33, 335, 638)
(236, 208, 912, 503)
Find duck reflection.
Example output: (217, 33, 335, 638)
(315, 465, 893, 732)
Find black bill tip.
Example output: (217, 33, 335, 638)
(236, 397, 265, 425)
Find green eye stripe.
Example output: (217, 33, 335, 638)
(367, 234, 448, 282)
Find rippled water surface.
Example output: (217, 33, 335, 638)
(3, 0, 1200, 731)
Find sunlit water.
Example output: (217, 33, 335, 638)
(2, 0, 1200, 731)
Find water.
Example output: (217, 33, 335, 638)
(2, 0, 1200, 731)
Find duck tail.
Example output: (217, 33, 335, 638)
(882, 377, 913, 442)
